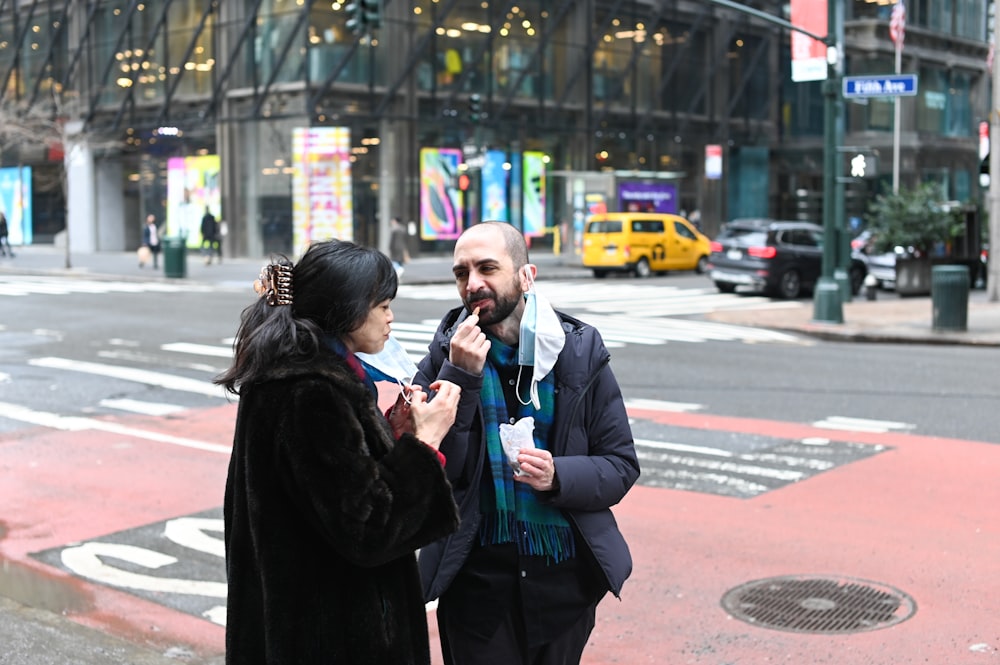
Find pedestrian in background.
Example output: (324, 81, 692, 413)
(389, 216, 410, 276)
(200, 206, 220, 265)
(140, 214, 160, 269)
(0, 211, 12, 258)
(216, 239, 461, 665)
(415, 221, 640, 665)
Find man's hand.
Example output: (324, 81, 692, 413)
(514, 448, 558, 492)
(449, 309, 490, 374)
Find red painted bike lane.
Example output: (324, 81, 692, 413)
(1, 403, 997, 663)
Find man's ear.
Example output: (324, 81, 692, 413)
(521, 264, 537, 291)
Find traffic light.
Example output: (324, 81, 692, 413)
(361, 0, 381, 29)
(469, 94, 482, 123)
(345, 1, 364, 35)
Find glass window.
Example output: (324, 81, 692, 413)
(674, 220, 696, 240)
(917, 66, 947, 133)
(945, 70, 973, 137)
(632, 219, 663, 233)
(588, 220, 622, 233)
(658, 21, 706, 116)
(728, 34, 769, 121)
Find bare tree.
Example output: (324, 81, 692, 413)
(0, 95, 120, 269)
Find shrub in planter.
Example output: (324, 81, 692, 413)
(864, 182, 966, 256)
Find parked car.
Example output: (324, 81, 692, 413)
(582, 212, 711, 278)
(707, 219, 867, 299)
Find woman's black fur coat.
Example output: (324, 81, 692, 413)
(224, 351, 459, 664)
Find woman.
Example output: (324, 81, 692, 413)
(217, 240, 461, 664)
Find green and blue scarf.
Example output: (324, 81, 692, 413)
(479, 335, 574, 563)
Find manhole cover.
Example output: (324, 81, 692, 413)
(721, 575, 916, 634)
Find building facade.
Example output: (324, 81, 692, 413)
(0, 0, 990, 258)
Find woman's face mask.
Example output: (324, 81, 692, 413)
(356, 335, 418, 393)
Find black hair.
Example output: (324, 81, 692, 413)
(216, 239, 397, 395)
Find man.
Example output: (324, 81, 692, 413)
(389, 216, 410, 276)
(414, 221, 639, 665)
(0, 210, 11, 257)
(200, 206, 220, 265)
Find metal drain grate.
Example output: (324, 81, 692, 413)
(721, 575, 916, 634)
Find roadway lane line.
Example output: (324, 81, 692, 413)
(28, 356, 228, 398)
(626, 398, 704, 412)
(812, 415, 916, 433)
(0, 401, 231, 454)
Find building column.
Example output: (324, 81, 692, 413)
(63, 133, 96, 253)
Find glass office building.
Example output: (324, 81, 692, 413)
(0, 0, 990, 257)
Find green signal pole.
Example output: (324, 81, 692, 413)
(813, 0, 844, 323)
(708, 0, 844, 323)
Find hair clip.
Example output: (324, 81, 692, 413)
(253, 263, 293, 306)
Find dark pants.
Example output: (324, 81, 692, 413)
(438, 596, 597, 665)
(0, 236, 11, 256)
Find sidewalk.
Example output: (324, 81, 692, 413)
(3, 245, 1000, 347)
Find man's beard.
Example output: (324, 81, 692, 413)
(465, 279, 522, 326)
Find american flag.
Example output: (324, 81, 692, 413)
(889, 0, 906, 47)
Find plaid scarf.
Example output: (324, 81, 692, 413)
(479, 335, 574, 563)
(322, 334, 377, 398)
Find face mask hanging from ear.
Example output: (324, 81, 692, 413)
(518, 267, 565, 409)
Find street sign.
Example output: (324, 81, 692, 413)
(842, 74, 918, 98)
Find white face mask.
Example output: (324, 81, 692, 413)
(517, 267, 565, 409)
(356, 335, 418, 396)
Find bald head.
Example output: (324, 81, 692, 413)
(459, 221, 529, 270)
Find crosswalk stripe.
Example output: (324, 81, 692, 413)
(28, 357, 227, 398)
(812, 416, 915, 433)
(0, 276, 216, 296)
(161, 342, 233, 358)
(0, 401, 230, 453)
(99, 398, 188, 416)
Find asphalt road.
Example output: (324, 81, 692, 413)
(1, 272, 998, 664)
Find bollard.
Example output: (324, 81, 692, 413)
(863, 274, 878, 301)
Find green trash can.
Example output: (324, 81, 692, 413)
(162, 236, 188, 278)
(931, 265, 969, 331)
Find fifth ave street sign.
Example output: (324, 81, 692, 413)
(842, 74, 918, 98)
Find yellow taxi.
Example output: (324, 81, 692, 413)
(582, 212, 711, 278)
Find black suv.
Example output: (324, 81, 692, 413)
(707, 219, 867, 299)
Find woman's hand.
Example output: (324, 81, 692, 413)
(386, 388, 414, 440)
(409, 380, 461, 450)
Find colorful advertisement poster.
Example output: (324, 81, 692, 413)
(481, 150, 509, 222)
(522, 151, 546, 237)
(166, 155, 221, 248)
(617, 181, 677, 213)
(420, 147, 463, 240)
(790, 0, 828, 82)
(0, 166, 32, 246)
(292, 127, 353, 255)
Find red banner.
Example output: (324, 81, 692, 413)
(790, 0, 827, 82)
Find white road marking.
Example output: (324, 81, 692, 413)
(626, 398, 704, 412)
(812, 415, 916, 433)
(0, 401, 230, 453)
(99, 398, 187, 416)
(28, 357, 227, 398)
(161, 342, 233, 358)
